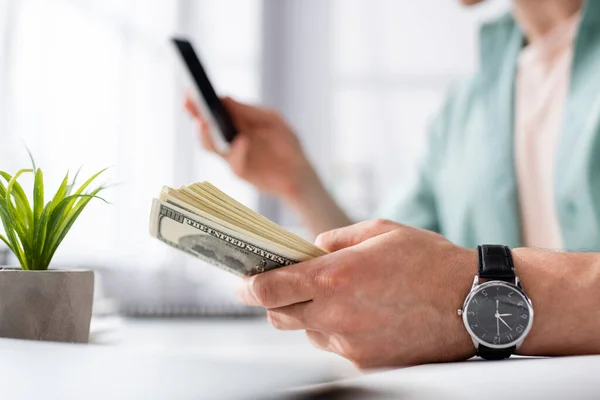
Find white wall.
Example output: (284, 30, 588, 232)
(270, 0, 511, 226)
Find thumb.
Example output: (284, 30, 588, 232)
(315, 219, 399, 252)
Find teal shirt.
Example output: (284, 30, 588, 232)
(380, 1, 600, 251)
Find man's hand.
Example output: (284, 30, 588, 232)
(238, 220, 600, 366)
(185, 96, 312, 200)
(185, 96, 352, 235)
(237, 219, 477, 368)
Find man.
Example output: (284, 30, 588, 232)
(186, 0, 600, 367)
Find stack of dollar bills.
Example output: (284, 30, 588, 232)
(150, 182, 327, 277)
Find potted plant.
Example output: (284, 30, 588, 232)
(0, 160, 106, 343)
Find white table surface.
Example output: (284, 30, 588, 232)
(92, 316, 353, 369)
(2, 317, 599, 399)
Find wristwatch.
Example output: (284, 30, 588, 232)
(458, 245, 534, 360)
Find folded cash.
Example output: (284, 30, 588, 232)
(149, 182, 327, 277)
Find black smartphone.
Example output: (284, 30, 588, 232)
(172, 37, 238, 151)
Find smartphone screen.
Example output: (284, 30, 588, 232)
(172, 38, 238, 145)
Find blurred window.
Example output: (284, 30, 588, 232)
(0, 0, 261, 271)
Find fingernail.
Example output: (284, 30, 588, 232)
(314, 234, 324, 249)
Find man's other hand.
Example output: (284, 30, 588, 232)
(237, 219, 478, 368)
(184, 96, 314, 201)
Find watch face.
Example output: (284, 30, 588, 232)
(463, 281, 533, 348)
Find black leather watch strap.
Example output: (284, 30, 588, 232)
(476, 245, 517, 360)
(477, 344, 516, 360)
(477, 245, 516, 282)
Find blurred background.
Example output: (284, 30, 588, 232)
(0, 0, 509, 316)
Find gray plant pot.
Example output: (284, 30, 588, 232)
(0, 268, 94, 343)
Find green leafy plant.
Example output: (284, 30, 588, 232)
(0, 158, 107, 270)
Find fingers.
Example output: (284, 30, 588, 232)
(267, 303, 334, 352)
(184, 95, 220, 154)
(237, 261, 322, 308)
(224, 134, 250, 174)
(237, 245, 360, 309)
(306, 330, 331, 352)
(266, 302, 311, 330)
(184, 95, 202, 119)
(186, 94, 261, 126)
(315, 219, 399, 252)
(267, 303, 340, 334)
(222, 97, 274, 127)
(197, 120, 219, 153)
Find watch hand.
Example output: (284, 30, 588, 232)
(496, 313, 500, 336)
(498, 316, 513, 331)
(498, 313, 512, 317)
(496, 300, 499, 313)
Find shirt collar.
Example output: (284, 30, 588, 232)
(478, 0, 600, 80)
